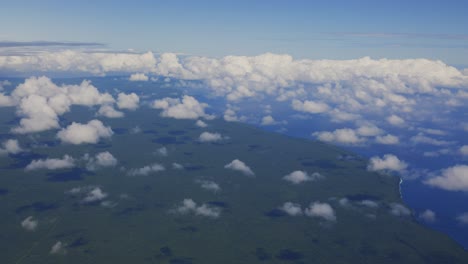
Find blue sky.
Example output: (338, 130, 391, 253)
(1, 0, 468, 65)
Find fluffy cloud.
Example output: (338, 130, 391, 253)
(387, 115, 405, 127)
(21, 216, 38, 231)
(367, 154, 408, 172)
(280, 202, 303, 216)
(360, 200, 379, 208)
(25, 155, 75, 171)
(0, 139, 23, 155)
(6, 77, 114, 134)
(199, 132, 224, 142)
(389, 203, 411, 216)
(457, 212, 468, 225)
(424, 165, 468, 191)
(156, 147, 168, 156)
(129, 73, 149, 81)
(97, 105, 124, 118)
(198, 180, 221, 193)
(195, 120, 207, 127)
(176, 199, 221, 218)
(128, 163, 165, 176)
(283, 170, 323, 184)
(375, 134, 399, 145)
(459, 145, 468, 156)
(410, 133, 454, 146)
(356, 125, 383, 137)
(152, 95, 212, 120)
(50, 241, 66, 255)
(172, 163, 184, 170)
(224, 159, 254, 176)
(314, 128, 364, 145)
(117, 92, 139, 110)
(86, 151, 118, 170)
(57, 119, 113, 144)
(292, 99, 329, 114)
(305, 202, 336, 221)
(419, 209, 436, 223)
(261, 115, 276, 126)
(82, 187, 108, 203)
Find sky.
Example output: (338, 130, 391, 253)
(1, 0, 468, 65)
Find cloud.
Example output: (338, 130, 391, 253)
(283, 170, 323, 184)
(152, 95, 212, 119)
(176, 199, 221, 218)
(97, 105, 124, 118)
(82, 187, 108, 203)
(129, 73, 149, 81)
(360, 200, 379, 208)
(367, 154, 408, 172)
(459, 145, 468, 156)
(117, 92, 139, 110)
(375, 134, 399, 145)
(128, 163, 165, 176)
(50, 241, 66, 255)
(410, 133, 454, 146)
(0, 139, 23, 155)
(280, 202, 303, 216)
(21, 216, 38, 231)
(291, 99, 329, 114)
(5, 77, 115, 133)
(172, 163, 184, 170)
(156, 147, 168, 156)
(85, 151, 118, 170)
(261, 115, 276, 126)
(224, 159, 254, 176)
(223, 109, 239, 122)
(199, 132, 224, 142)
(424, 165, 468, 191)
(305, 202, 336, 221)
(356, 125, 383, 137)
(314, 128, 364, 145)
(195, 120, 207, 127)
(25, 155, 75, 171)
(457, 212, 468, 225)
(419, 209, 436, 223)
(198, 180, 221, 193)
(389, 203, 411, 216)
(57, 119, 113, 144)
(386, 115, 405, 127)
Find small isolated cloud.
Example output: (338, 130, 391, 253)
(97, 105, 124, 118)
(314, 128, 364, 145)
(152, 95, 212, 119)
(130, 126, 141, 134)
(176, 198, 221, 218)
(419, 209, 436, 223)
(292, 99, 329, 114)
(198, 180, 221, 193)
(367, 154, 408, 172)
(224, 109, 239, 122)
(25, 155, 75, 171)
(410, 133, 454, 146)
(224, 159, 254, 176)
(424, 165, 468, 191)
(199, 132, 224, 142)
(280, 202, 303, 216)
(156, 147, 168, 156)
(50, 241, 66, 255)
(360, 200, 379, 208)
(21, 216, 38, 231)
(172, 162, 184, 170)
(129, 73, 149, 81)
(57, 119, 113, 144)
(375, 134, 399, 145)
(389, 203, 411, 217)
(356, 125, 383, 137)
(128, 163, 165, 176)
(457, 212, 468, 225)
(387, 115, 405, 126)
(82, 187, 108, 203)
(0, 139, 23, 155)
(460, 145, 468, 156)
(86, 151, 118, 170)
(283, 170, 323, 184)
(305, 202, 336, 221)
(117, 93, 139, 110)
(261, 115, 276, 126)
(196, 120, 207, 127)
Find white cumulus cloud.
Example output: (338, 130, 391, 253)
(224, 159, 254, 176)
(283, 170, 323, 184)
(424, 165, 468, 191)
(280, 202, 303, 216)
(129, 73, 149, 81)
(314, 128, 364, 145)
(367, 154, 408, 172)
(0, 139, 23, 155)
(199, 132, 224, 142)
(21, 216, 38, 231)
(305, 202, 336, 221)
(117, 92, 139, 110)
(57, 119, 113, 144)
(128, 163, 165, 176)
(176, 199, 221, 218)
(25, 155, 75, 171)
(152, 95, 212, 120)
